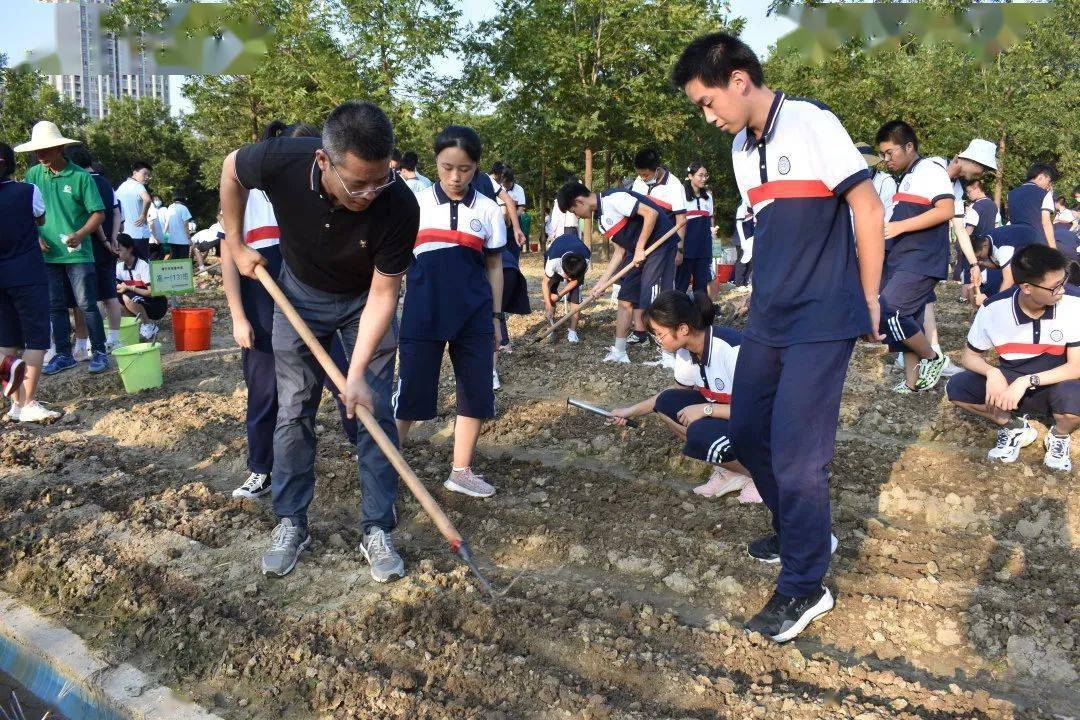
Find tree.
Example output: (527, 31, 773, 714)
(0, 55, 85, 173)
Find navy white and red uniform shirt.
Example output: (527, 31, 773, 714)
(683, 190, 714, 259)
(734, 202, 754, 262)
(242, 190, 282, 251)
(401, 183, 505, 340)
(987, 223, 1043, 267)
(672, 326, 742, 403)
(732, 91, 871, 346)
(965, 197, 1000, 239)
(887, 156, 954, 279)
(1007, 182, 1054, 229)
(967, 286, 1080, 374)
(116, 257, 151, 290)
(544, 232, 591, 279)
(594, 189, 674, 252)
(632, 167, 687, 223)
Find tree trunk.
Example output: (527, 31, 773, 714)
(585, 147, 598, 259)
(539, 154, 548, 256)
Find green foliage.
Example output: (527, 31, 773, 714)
(0, 55, 86, 173)
(764, 0, 1079, 206)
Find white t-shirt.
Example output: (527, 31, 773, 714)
(116, 257, 151, 289)
(549, 197, 576, 239)
(161, 202, 193, 245)
(115, 178, 150, 239)
(190, 223, 223, 247)
(871, 171, 897, 222)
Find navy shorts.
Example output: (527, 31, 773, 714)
(616, 256, 642, 306)
(395, 333, 495, 421)
(549, 274, 581, 304)
(0, 283, 51, 350)
(654, 388, 736, 464)
(879, 270, 939, 352)
(676, 256, 712, 294)
(127, 293, 168, 321)
(639, 243, 676, 310)
(168, 244, 190, 260)
(946, 370, 1080, 417)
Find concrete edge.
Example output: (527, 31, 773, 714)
(0, 590, 224, 720)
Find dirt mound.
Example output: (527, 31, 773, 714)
(1, 261, 1076, 719)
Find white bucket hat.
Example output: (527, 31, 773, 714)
(13, 121, 78, 153)
(956, 138, 997, 172)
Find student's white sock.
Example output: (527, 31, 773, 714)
(931, 343, 943, 357)
(106, 329, 120, 344)
(614, 337, 628, 353)
(1050, 426, 1070, 439)
(452, 466, 469, 473)
(74, 337, 89, 353)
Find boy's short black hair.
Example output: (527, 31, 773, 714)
(502, 169, 515, 185)
(65, 143, 93, 169)
(391, 148, 402, 163)
(323, 101, 395, 163)
(970, 233, 991, 254)
(557, 181, 591, 213)
(670, 32, 764, 89)
(399, 151, 419, 171)
(561, 252, 587, 282)
(132, 161, 152, 173)
(1012, 244, 1067, 286)
(875, 120, 919, 151)
(0, 142, 15, 179)
(634, 148, 660, 171)
(1026, 162, 1059, 182)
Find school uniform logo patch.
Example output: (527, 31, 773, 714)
(63, 185, 72, 194)
(714, 378, 725, 391)
(470, 219, 483, 233)
(1051, 329, 1064, 342)
(777, 156, 791, 175)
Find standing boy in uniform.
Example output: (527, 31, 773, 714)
(672, 32, 885, 642)
(875, 120, 952, 393)
(1007, 164, 1057, 249)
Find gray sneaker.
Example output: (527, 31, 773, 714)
(360, 528, 405, 583)
(444, 467, 496, 497)
(261, 518, 310, 577)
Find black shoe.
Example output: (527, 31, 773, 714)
(626, 331, 648, 345)
(747, 534, 781, 564)
(745, 585, 834, 642)
(747, 533, 838, 565)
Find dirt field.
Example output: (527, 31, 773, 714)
(1, 255, 1077, 719)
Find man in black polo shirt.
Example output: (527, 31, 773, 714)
(219, 101, 419, 582)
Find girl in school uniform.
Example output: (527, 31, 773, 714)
(221, 120, 357, 500)
(395, 125, 506, 498)
(114, 234, 168, 339)
(676, 161, 715, 295)
(497, 170, 532, 354)
(611, 291, 761, 502)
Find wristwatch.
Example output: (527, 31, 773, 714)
(702, 404, 713, 417)
(1028, 374, 1041, 389)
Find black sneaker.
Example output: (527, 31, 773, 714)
(745, 585, 834, 642)
(625, 330, 649, 345)
(747, 533, 838, 564)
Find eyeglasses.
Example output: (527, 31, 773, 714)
(653, 328, 671, 343)
(327, 157, 396, 198)
(1028, 279, 1067, 295)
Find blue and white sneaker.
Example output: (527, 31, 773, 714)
(87, 351, 109, 374)
(42, 354, 77, 376)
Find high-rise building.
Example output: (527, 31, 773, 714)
(42, 0, 170, 119)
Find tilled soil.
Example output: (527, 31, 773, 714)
(1, 258, 1077, 719)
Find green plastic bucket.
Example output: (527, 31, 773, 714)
(111, 342, 163, 393)
(118, 317, 141, 347)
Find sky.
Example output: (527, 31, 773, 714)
(1, 0, 796, 118)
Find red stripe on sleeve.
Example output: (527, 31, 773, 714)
(698, 387, 732, 404)
(245, 225, 279, 245)
(747, 180, 833, 206)
(648, 197, 674, 211)
(602, 217, 629, 239)
(892, 192, 932, 206)
(995, 343, 1065, 356)
(415, 228, 484, 252)
(685, 210, 710, 217)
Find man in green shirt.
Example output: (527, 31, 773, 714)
(15, 121, 109, 374)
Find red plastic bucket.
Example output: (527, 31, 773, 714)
(715, 262, 735, 283)
(171, 307, 214, 351)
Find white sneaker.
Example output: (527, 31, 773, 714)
(567, 330, 580, 343)
(232, 472, 272, 499)
(105, 338, 120, 353)
(492, 369, 501, 391)
(1043, 432, 1072, 472)
(43, 347, 56, 365)
(73, 344, 90, 362)
(987, 418, 1039, 463)
(17, 401, 61, 423)
(939, 356, 963, 377)
(892, 379, 915, 395)
(139, 323, 159, 341)
(602, 347, 630, 363)
(693, 467, 747, 498)
(4, 402, 21, 422)
(894, 352, 904, 369)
